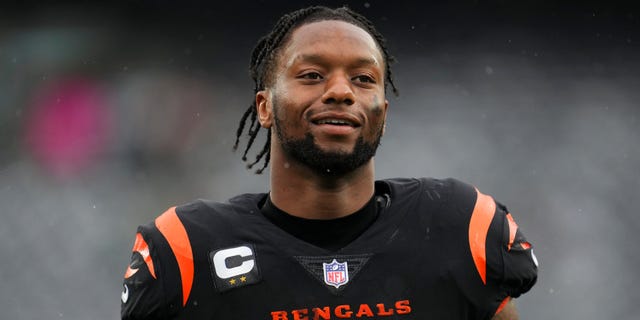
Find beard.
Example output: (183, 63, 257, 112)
(273, 108, 383, 177)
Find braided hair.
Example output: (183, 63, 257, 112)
(233, 6, 398, 174)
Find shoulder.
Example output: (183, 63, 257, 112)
(379, 177, 459, 198)
(143, 193, 266, 266)
(379, 177, 478, 215)
(381, 176, 476, 197)
(122, 193, 267, 319)
(145, 192, 267, 259)
(385, 177, 537, 316)
(151, 193, 266, 231)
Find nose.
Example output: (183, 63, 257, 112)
(321, 74, 355, 105)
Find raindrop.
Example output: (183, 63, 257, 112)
(364, 2, 370, 8)
(93, 205, 96, 209)
(484, 66, 494, 75)
(284, 162, 290, 169)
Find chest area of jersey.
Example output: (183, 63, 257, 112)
(202, 237, 450, 319)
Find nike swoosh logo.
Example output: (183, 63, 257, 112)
(124, 265, 139, 278)
(121, 284, 129, 303)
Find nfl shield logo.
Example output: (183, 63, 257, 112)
(323, 259, 349, 288)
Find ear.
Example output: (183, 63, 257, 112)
(382, 99, 389, 135)
(256, 90, 273, 128)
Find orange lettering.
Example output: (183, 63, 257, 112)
(312, 307, 331, 320)
(395, 300, 411, 315)
(376, 303, 394, 316)
(355, 304, 374, 317)
(335, 305, 353, 318)
(271, 299, 412, 320)
(292, 309, 308, 320)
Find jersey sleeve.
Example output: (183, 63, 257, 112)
(491, 201, 538, 298)
(446, 179, 538, 319)
(470, 190, 538, 317)
(121, 226, 167, 320)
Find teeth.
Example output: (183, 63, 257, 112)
(317, 119, 351, 126)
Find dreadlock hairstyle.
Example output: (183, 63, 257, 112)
(233, 5, 399, 174)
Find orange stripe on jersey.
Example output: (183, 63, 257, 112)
(155, 207, 194, 306)
(495, 296, 511, 315)
(126, 232, 157, 279)
(505, 213, 519, 251)
(468, 189, 496, 285)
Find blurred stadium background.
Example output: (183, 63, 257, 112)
(1, 1, 638, 319)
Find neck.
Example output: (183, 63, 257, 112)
(268, 146, 376, 220)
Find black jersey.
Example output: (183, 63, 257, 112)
(121, 178, 537, 320)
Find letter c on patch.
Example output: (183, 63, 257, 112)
(213, 246, 255, 279)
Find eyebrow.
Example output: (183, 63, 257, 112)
(292, 53, 381, 68)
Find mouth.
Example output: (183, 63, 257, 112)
(312, 118, 359, 127)
(309, 112, 362, 128)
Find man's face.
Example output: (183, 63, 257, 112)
(258, 20, 389, 176)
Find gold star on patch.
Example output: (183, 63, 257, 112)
(240, 276, 247, 282)
(229, 279, 236, 285)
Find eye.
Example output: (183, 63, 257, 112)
(299, 72, 323, 80)
(353, 75, 376, 84)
